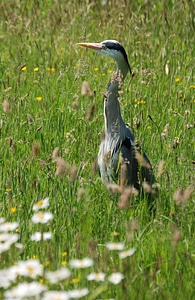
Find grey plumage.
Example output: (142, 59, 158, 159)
(78, 40, 155, 194)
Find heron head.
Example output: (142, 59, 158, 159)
(78, 40, 131, 74)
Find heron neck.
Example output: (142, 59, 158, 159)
(104, 60, 129, 138)
(104, 79, 126, 139)
(116, 58, 129, 80)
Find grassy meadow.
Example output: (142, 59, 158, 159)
(0, 0, 195, 299)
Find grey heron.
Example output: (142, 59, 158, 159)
(78, 40, 155, 195)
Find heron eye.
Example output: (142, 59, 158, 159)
(102, 44, 107, 50)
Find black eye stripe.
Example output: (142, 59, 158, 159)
(103, 41, 126, 55)
(103, 41, 131, 73)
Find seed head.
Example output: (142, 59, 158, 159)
(135, 151, 151, 169)
(173, 186, 194, 205)
(81, 81, 93, 98)
(157, 160, 165, 178)
(52, 147, 59, 160)
(118, 187, 132, 209)
(2, 100, 12, 113)
(86, 103, 95, 121)
(32, 142, 40, 157)
(172, 226, 181, 246)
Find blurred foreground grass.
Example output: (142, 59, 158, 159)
(0, 0, 195, 299)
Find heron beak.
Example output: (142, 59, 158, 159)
(77, 42, 103, 50)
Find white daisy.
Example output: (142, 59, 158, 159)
(16, 259, 43, 278)
(87, 272, 106, 282)
(4, 281, 47, 298)
(119, 248, 136, 259)
(15, 243, 24, 250)
(0, 233, 19, 253)
(0, 217, 5, 224)
(108, 272, 124, 285)
(45, 267, 71, 283)
(0, 267, 18, 288)
(42, 291, 70, 300)
(33, 197, 49, 211)
(0, 232, 19, 243)
(32, 211, 53, 224)
(0, 221, 19, 232)
(68, 288, 89, 299)
(30, 231, 52, 241)
(106, 242, 125, 251)
(69, 257, 94, 269)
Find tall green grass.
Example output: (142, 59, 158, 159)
(0, 0, 195, 299)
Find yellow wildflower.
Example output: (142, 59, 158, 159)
(62, 252, 67, 257)
(72, 278, 80, 284)
(11, 207, 16, 213)
(139, 99, 146, 104)
(6, 188, 11, 192)
(36, 97, 42, 101)
(47, 67, 55, 72)
(94, 67, 99, 71)
(39, 278, 44, 284)
(190, 85, 195, 89)
(21, 66, 27, 71)
(45, 261, 50, 267)
(134, 99, 146, 105)
(113, 231, 119, 236)
(175, 77, 181, 83)
(147, 126, 151, 130)
(61, 261, 67, 267)
(34, 67, 39, 72)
